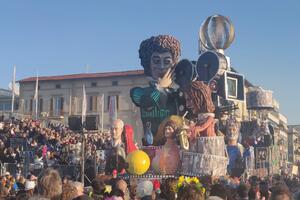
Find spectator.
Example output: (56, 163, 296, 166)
(24, 180, 36, 197)
(177, 183, 205, 200)
(72, 181, 86, 199)
(91, 179, 105, 200)
(38, 169, 62, 200)
(136, 181, 153, 200)
(116, 179, 129, 200)
(270, 184, 291, 200)
(160, 178, 177, 200)
(209, 183, 228, 200)
(61, 182, 78, 200)
(237, 184, 249, 200)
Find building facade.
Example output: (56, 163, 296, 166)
(0, 88, 18, 118)
(18, 70, 148, 140)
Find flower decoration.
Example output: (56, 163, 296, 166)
(176, 176, 205, 194)
(104, 185, 112, 194)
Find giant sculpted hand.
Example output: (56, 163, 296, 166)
(157, 68, 175, 89)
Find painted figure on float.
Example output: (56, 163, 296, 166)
(183, 81, 216, 139)
(179, 80, 228, 177)
(111, 119, 137, 159)
(152, 120, 180, 175)
(130, 35, 181, 146)
(106, 119, 137, 173)
(225, 117, 245, 177)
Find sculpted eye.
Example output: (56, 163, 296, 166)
(152, 57, 161, 65)
(164, 58, 172, 65)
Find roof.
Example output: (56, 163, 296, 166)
(0, 89, 13, 97)
(288, 125, 300, 133)
(18, 69, 145, 83)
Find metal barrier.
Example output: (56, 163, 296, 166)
(1, 163, 81, 181)
(0, 163, 23, 176)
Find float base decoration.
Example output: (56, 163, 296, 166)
(179, 136, 228, 177)
(126, 150, 150, 175)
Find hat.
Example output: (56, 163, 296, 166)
(5, 172, 10, 176)
(137, 180, 153, 198)
(25, 180, 35, 191)
(152, 180, 161, 194)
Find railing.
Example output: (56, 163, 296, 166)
(0, 163, 81, 180)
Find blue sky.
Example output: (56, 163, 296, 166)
(0, 1, 299, 124)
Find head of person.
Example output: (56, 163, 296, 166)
(111, 119, 124, 141)
(139, 35, 181, 80)
(116, 179, 127, 194)
(38, 168, 62, 200)
(177, 182, 205, 200)
(184, 81, 215, 115)
(62, 175, 72, 185)
(237, 183, 250, 199)
(270, 184, 291, 200)
(91, 179, 106, 195)
(72, 181, 84, 197)
(161, 178, 177, 200)
(210, 183, 228, 200)
(136, 180, 153, 199)
(61, 182, 78, 200)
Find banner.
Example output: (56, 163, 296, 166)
(108, 95, 117, 123)
(81, 85, 87, 126)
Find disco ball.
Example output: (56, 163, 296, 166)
(199, 15, 235, 51)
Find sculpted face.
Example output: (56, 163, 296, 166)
(227, 123, 239, 141)
(184, 92, 197, 114)
(111, 120, 124, 141)
(164, 125, 175, 138)
(150, 52, 174, 80)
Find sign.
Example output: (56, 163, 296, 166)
(256, 147, 268, 161)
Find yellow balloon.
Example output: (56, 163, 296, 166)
(126, 150, 150, 175)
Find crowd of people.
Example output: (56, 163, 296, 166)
(0, 117, 299, 200)
(0, 166, 299, 200)
(0, 117, 113, 166)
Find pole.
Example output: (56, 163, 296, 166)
(81, 131, 85, 184)
(81, 84, 87, 185)
(11, 65, 16, 115)
(34, 73, 39, 120)
(101, 94, 104, 132)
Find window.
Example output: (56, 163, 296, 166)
(25, 99, 28, 112)
(30, 99, 33, 112)
(50, 97, 63, 116)
(55, 84, 61, 89)
(3, 102, 11, 111)
(89, 96, 98, 111)
(107, 95, 119, 111)
(112, 81, 118, 86)
(50, 98, 53, 114)
(91, 82, 97, 87)
(54, 97, 64, 116)
(39, 98, 43, 112)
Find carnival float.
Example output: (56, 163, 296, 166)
(105, 14, 276, 189)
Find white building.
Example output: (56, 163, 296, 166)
(18, 70, 147, 137)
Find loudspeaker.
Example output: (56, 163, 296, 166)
(85, 116, 98, 130)
(68, 116, 82, 131)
